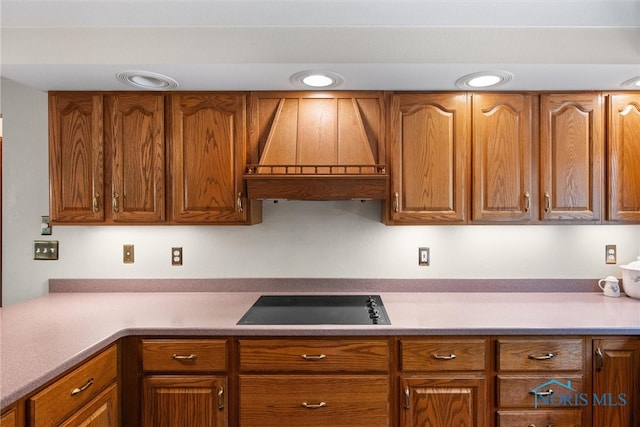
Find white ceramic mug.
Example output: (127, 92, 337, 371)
(598, 276, 620, 297)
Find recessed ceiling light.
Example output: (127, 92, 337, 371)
(116, 70, 179, 90)
(456, 70, 513, 89)
(621, 76, 640, 89)
(290, 70, 344, 89)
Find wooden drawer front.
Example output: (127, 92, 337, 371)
(497, 339, 584, 371)
(239, 339, 390, 372)
(239, 375, 389, 426)
(497, 409, 582, 426)
(142, 339, 227, 372)
(59, 382, 118, 427)
(29, 345, 117, 425)
(497, 374, 584, 408)
(401, 338, 486, 371)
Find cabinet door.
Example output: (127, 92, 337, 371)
(170, 93, 248, 223)
(106, 94, 165, 223)
(143, 375, 227, 427)
(593, 339, 640, 427)
(49, 93, 104, 223)
(472, 94, 534, 222)
(540, 93, 603, 222)
(608, 94, 640, 222)
(0, 408, 17, 427)
(387, 93, 469, 224)
(401, 376, 486, 427)
(59, 382, 119, 427)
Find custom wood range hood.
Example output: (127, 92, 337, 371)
(244, 91, 388, 200)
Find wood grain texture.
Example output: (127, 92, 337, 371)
(400, 338, 487, 372)
(387, 93, 469, 224)
(142, 339, 228, 373)
(58, 382, 118, 427)
(472, 93, 533, 222)
(49, 93, 104, 223)
(107, 94, 165, 223)
(238, 338, 390, 372)
(142, 375, 227, 427)
(497, 409, 582, 426)
(497, 338, 584, 371)
(239, 375, 389, 427)
(497, 374, 584, 408)
(540, 93, 603, 222)
(608, 93, 640, 222)
(29, 345, 117, 426)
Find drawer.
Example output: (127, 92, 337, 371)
(400, 338, 487, 371)
(239, 339, 390, 372)
(142, 339, 228, 372)
(497, 409, 582, 426)
(497, 338, 584, 371)
(497, 374, 584, 408)
(239, 374, 389, 426)
(29, 345, 117, 425)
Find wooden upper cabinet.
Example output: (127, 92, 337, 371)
(105, 94, 165, 223)
(386, 93, 469, 224)
(170, 93, 257, 224)
(540, 93, 604, 222)
(472, 93, 535, 223)
(49, 93, 104, 223)
(608, 93, 640, 222)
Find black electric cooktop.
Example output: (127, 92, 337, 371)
(237, 295, 390, 325)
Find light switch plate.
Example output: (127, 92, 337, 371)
(34, 240, 58, 260)
(123, 244, 134, 264)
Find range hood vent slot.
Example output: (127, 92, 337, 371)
(245, 92, 388, 200)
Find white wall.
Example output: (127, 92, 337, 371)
(2, 78, 640, 306)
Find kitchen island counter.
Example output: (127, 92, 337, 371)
(1, 291, 639, 409)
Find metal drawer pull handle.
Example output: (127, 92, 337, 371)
(431, 353, 456, 360)
(71, 378, 94, 396)
(172, 354, 197, 361)
(529, 388, 554, 397)
(301, 402, 326, 409)
(527, 424, 553, 427)
(301, 354, 326, 360)
(528, 352, 555, 360)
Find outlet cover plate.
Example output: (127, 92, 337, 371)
(419, 247, 430, 266)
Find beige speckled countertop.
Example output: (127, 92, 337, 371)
(1, 291, 639, 410)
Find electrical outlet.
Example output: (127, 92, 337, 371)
(172, 247, 183, 266)
(418, 247, 430, 266)
(123, 244, 134, 264)
(606, 245, 617, 264)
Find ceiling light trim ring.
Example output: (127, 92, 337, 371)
(116, 70, 179, 90)
(290, 70, 345, 89)
(456, 70, 514, 89)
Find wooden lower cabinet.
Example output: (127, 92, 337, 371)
(142, 375, 227, 427)
(59, 383, 119, 427)
(239, 375, 389, 427)
(497, 409, 582, 426)
(592, 338, 640, 427)
(0, 408, 18, 427)
(401, 376, 487, 427)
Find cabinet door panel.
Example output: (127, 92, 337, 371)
(593, 339, 640, 427)
(401, 376, 486, 427)
(170, 93, 247, 223)
(107, 94, 165, 223)
(540, 93, 603, 222)
(608, 94, 640, 222)
(143, 375, 227, 427)
(49, 93, 104, 222)
(388, 93, 469, 223)
(472, 94, 534, 222)
(59, 382, 118, 427)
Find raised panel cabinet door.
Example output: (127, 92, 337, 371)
(170, 93, 248, 223)
(49, 93, 104, 223)
(142, 375, 227, 427)
(401, 376, 487, 427)
(592, 339, 640, 427)
(540, 93, 604, 222)
(59, 382, 119, 427)
(387, 93, 470, 224)
(608, 94, 640, 222)
(0, 408, 18, 427)
(106, 94, 165, 223)
(472, 93, 534, 222)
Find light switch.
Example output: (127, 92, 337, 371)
(34, 240, 59, 260)
(123, 244, 134, 264)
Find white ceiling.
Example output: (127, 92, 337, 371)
(1, 0, 639, 92)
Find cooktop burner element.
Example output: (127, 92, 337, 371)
(237, 295, 390, 325)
